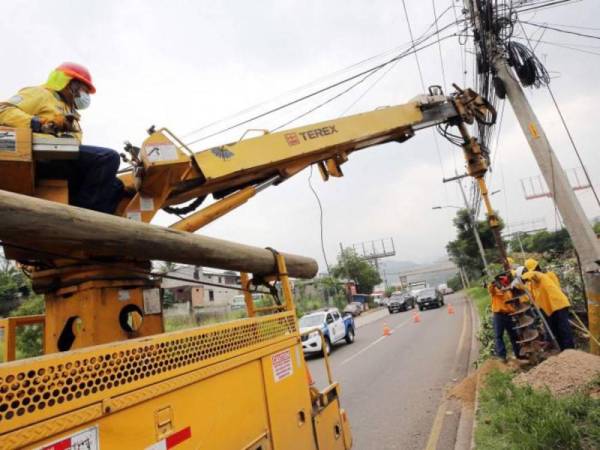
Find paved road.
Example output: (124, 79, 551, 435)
(307, 293, 474, 450)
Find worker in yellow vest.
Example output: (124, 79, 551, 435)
(0, 62, 123, 214)
(524, 258, 560, 286)
(488, 273, 520, 361)
(522, 267, 574, 350)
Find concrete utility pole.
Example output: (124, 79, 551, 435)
(464, 0, 600, 353)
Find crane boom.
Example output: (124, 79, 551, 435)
(114, 86, 493, 231)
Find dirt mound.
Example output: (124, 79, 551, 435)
(449, 359, 512, 404)
(513, 349, 600, 396)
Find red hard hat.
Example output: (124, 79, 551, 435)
(56, 62, 96, 94)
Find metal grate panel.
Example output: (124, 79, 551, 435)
(0, 312, 297, 434)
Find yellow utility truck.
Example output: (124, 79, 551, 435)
(0, 85, 496, 449)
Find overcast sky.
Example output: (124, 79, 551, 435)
(2, 0, 599, 273)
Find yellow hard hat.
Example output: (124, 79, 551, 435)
(507, 257, 515, 265)
(524, 258, 539, 272)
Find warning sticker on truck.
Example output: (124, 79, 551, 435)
(272, 349, 293, 382)
(144, 143, 178, 163)
(0, 131, 16, 152)
(38, 425, 99, 450)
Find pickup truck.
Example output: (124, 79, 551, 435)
(299, 307, 356, 355)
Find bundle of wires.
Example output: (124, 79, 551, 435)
(506, 41, 551, 88)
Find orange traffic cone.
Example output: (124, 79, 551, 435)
(383, 323, 392, 336)
(447, 304, 455, 315)
(413, 311, 421, 323)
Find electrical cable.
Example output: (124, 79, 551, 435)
(529, 21, 600, 32)
(401, 0, 427, 89)
(401, 0, 449, 203)
(432, 0, 448, 91)
(517, 20, 600, 208)
(513, 37, 600, 57)
(184, 18, 462, 146)
(513, 0, 581, 14)
(181, 5, 461, 142)
(307, 166, 330, 273)
(546, 86, 600, 208)
(522, 20, 600, 41)
(506, 40, 551, 87)
(271, 32, 456, 131)
(337, 56, 402, 117)
(270, 65, 381, 132)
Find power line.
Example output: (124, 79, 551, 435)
(517, 20, 600, 208)
(522, 20, 600, 41)
(182, 10, 463, 145)
(431, 0, 448, 90)
(513, 0, 582, 14)
(529, 21, 600, 32)
(271, 67, 381, 132)
(272, 32, 457, 132)
(513, 36, 600, 56)
(401, 0, 427, 89)
(307, 166, 330, 273)
(184, 20, 460, 146)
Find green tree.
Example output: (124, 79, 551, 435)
(508, 229, 572, 256)
(9, 295, 44, 359)
(446, 274, 463, 292)
(446, 209, 504, 279)
(0, 253, 32, 316)
(330, 249, 382, 295)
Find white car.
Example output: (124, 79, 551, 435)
(299, 308, 355, 355)
(437, 284, 454, 295)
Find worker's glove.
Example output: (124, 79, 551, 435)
(30, 116, 58, 135)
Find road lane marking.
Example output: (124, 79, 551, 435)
(339, 317, 411, 366)
(425, 399, 448, 450)
(424, 298, 470, 450)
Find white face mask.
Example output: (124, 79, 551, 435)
(74, 90, 91, 110)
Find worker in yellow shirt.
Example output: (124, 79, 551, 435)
(525, 258, 560, 287)
(0, 62, 123, 214)
(522, 267, 574, 350)
(488, 273, 520, 361)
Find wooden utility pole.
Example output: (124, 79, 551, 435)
(464, 0, 600, 353)
(0, 189, 318, 279)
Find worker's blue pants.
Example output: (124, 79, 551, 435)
(38, 145, 124, 214)
(493, 312, 520, 359)
(548, 307, 575, 350)
(68, 145, 124, 214)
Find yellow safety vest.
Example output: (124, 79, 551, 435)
(0, 85, 82, 141)
(488, 284, 515, 314)
(527, 271, 570, 316)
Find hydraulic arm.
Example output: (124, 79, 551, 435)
(116, 86, 496, 232)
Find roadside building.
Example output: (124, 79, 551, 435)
(161, 265, 241, 314)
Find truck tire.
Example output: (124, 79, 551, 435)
(345, 327, 355, 344)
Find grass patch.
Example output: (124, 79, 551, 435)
(476, 370, 600, 450)
(164, 309, 247, 332)
(467, 286, 490, 318)
(467, 287, 496, 363)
